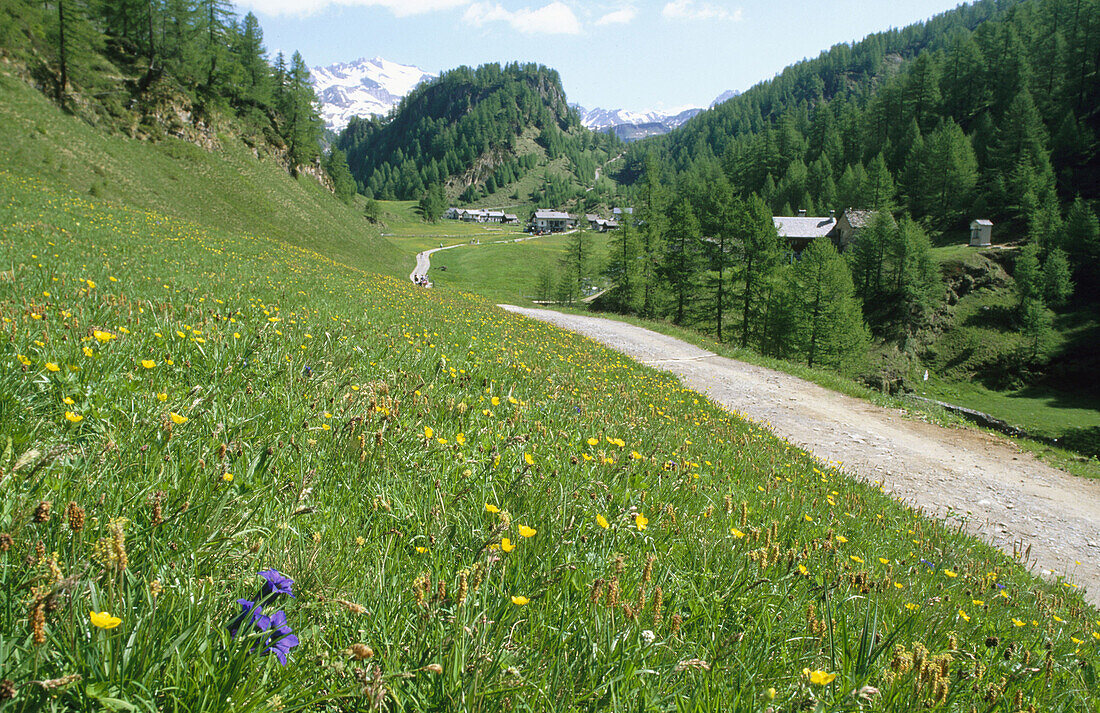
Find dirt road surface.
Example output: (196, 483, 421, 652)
(501, 305, 1100, 607)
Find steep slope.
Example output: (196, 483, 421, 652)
(0, 73, 403, 276)
(310, 57, 436, 132)
(336, 63, 621, 206)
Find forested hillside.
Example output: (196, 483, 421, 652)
(621, 0, 1098, 237)
(0, 0, 336, 181)
(586, 0, 1100, 437)
(336, 63, 622, 208)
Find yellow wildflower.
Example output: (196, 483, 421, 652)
(803, 669, 836, 686)
(510, 595, 529, 606)
(635, 514, 649, 531)
(64, 411, 83, 423)
(170, 412, 188, 425)
(89, 610, 121, 629)
(596, 514, 609, 529)
(518, 525, 537, 538)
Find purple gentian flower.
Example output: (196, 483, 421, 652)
(228, 599, 264, 636)
(259, 569, 295, 599)
(260, 610, 300, 665)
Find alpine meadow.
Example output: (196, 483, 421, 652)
(1, 0, 1100, 711)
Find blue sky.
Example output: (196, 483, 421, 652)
(236, 0, 968, 112)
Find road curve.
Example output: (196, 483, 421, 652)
(500, 304, 1100, 607)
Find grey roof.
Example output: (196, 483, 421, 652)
(535, 209, 572, 220)
(773, 216, 837, 239)
(971, 219, 993, 226)
(843, 209, 876, 229)
(585, 214, 600, 221)
(504, 214, 518, 220)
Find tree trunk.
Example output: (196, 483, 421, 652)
(57, 0, 67, 103)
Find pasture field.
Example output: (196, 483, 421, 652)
(1, 171, 1099, 711)
(376, 202, 528, 255)
(428, 231, 613, 305)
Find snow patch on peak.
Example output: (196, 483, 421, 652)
(311, 57, 436, 133)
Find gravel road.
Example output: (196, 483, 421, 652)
(501, 305, 1100, 607)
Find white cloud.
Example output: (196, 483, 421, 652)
(238, 0, 470, 18)
(661, 0, 742, 21)
(595, 7, 637, 26)
(463, 1, 582, 34)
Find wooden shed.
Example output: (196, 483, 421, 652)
(970, 219, 993, 247)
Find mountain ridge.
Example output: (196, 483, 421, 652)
(311, 57, 437, 132)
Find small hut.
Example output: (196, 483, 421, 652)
(970, 219, 993, 247)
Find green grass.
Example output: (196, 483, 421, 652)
(429, 231, 613, 304)
(375, 201, 528, 255)
(919, 379, 1100, 440)
(2, 171, 1099, 711)
(0, 73, 404, 277)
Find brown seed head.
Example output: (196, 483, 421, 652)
(66, 502, 85, 532)
(350, 643, 375, 660)
(34, 501, 52, 523)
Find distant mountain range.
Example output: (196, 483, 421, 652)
(311, 56, 737, 142)
(310, 57, 436, 132)
(571, 88, 738, 142)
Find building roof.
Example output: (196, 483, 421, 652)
(842, 209, 876, 229)
(504, 214, 518, 221)
(971, 219, 994, 227)
(773, 216, 837, 239)
(535, 209, 571, 220)
(585, 214, 600, 221)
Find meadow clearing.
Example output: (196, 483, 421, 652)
(2, 170, 1099, 711)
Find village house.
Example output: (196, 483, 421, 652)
(773, 208, 878, 254)
(773, 209, 838, 254)
(445, 207, 519, 225)
(531, 209, 576, 233)
(586, 214, 620, 232)
(834, 209, 876, 251)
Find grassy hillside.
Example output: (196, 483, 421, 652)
(0, 74, 403, 277)
(2, 166, 1099, 711)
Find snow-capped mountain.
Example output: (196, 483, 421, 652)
(572, 106, 702, 132)
(572, 89, 738, 142)
(710, 89, 741, 107)
(310, 57, 436, 133)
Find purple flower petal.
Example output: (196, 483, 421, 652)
(258, 569, 295, 598)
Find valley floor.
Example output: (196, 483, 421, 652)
(502, 305, 1100, 607)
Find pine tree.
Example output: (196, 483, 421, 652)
(917, 120, 978, 228)
(1014, 242, 1044, 307)
(781, 237, 868, 371)
(660, 198, 703, 325)
(986, 88, 1055, 220)
(324, 148, 356, 204)
(849, 210, 896, 303)
(562, 229, 593, 302)
(1042, 248, 1073, 307)
(736, 195, 781, 348)
(863, 154, 896, 212)
(1063, 197, 1100, 295)
(637, 154, 667, 318)
(606, 215, 641, 314)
